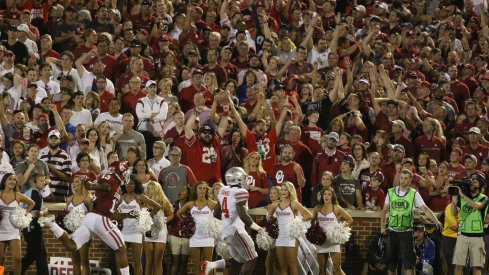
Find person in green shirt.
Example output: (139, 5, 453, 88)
(380, 168, 441, 275)
(451, 172, 489, 275)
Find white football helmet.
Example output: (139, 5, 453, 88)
(225, 167, 247, 186)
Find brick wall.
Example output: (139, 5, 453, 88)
(2, 206, 382, 274)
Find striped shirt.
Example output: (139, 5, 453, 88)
(40, 148, 72, 202)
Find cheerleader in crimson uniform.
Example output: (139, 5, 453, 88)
(168, 186, 191, 275)
(66, 175, 93, 275)
(0, 173, 35, 275)
(267, 181, 313, 275)
(176, 182, 217, 275)
(143, 181, 173, 275)
(312, 187, 353, 275)
(113, 175, 161, 275)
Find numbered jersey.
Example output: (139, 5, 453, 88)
(218, 186, 248, 238)
(184, 134, 222, 184)
(92, 170, 123, 219)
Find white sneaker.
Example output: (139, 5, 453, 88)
(38, 215, 55, 227)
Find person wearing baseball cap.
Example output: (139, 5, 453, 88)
(178, 68, 213, 113)
(336, 154, 365, 210)
(364, 171, 385, 210)
(183, 99, 226, 184)
(136, 78, 167, 159)
(462, 127, 489, 170)
(38, 127, 72, 201)
(450, 170, 488, 273)
(413, 223, 435, 275)
(311, 132, 347, 192)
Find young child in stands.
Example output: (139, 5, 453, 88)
(364, 171, 385, 211)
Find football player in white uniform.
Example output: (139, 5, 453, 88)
(201, 167, 264, 275)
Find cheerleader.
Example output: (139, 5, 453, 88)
(312, 187, 353, 275)
(168, 186, 191, 275)
(114, 175, 161, 275)
(66, 175, 93, 275)
(0, 173, 35, 275)
(265, 186, 280, 275)
(176, 182, 217, 275)
(143, 181, 174, 275)
(267, 181, 313, 275)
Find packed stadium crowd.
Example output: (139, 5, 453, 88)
(0, 0, 489, 274)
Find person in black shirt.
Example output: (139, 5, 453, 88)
(21, 172, 49, 275)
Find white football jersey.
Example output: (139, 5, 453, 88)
(218, 186, 249, 238)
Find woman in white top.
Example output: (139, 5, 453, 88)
(97, 121, 114, 159)
(86, 128, 107, 171)
(0, 173, 35, 275)
(176, 182, 217, 275)
(267, 181, 312, 275)
(312, 187, 353, 275)
(114, 175, 161, 275)
(66, 175, 93, 275)
(143, 181, 173, 275)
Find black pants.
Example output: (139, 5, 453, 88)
(386, 230, 416, 272)
(22, 223, 49, 275)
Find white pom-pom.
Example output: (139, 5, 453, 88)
(203, 217, 222, 240)
(63, 207, 86, 232)
(287, 217, 307, 238)
(216, 240, 232, 259)
(256, 230, 275, 250)
(326, 221, 351, 245)
(150, 212, 167, 236)
(9, 207, 33, 229)
(136, 208, 154, 234)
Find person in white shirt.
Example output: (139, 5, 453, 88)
(25, 68, 47, 99)
(2, 72, 22, 110)
(0, 49, 15, 76)
(69, 91, 93, 128)
(46, 52, 83, 92)
(146, 141, 170, 176)
(36, 64, 61, 99)
(94, 98, 123, 132)
(202, 167, 263, 275)
(135, 80, 167, 159)
(75, 50, 115, 96)
(0, 145, 15, 183)
(16, 24, 38, 55)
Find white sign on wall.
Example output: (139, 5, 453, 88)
(49, 257, 111, 275)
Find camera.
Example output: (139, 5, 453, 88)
(449, 178, 471, 196)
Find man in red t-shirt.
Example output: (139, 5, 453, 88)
(178, 69, 213, 112)
(461, 127, 489, 169)
(182, 111, 225, 185)
(231, 93, 288, 175)
(272, 145, 305, 202)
